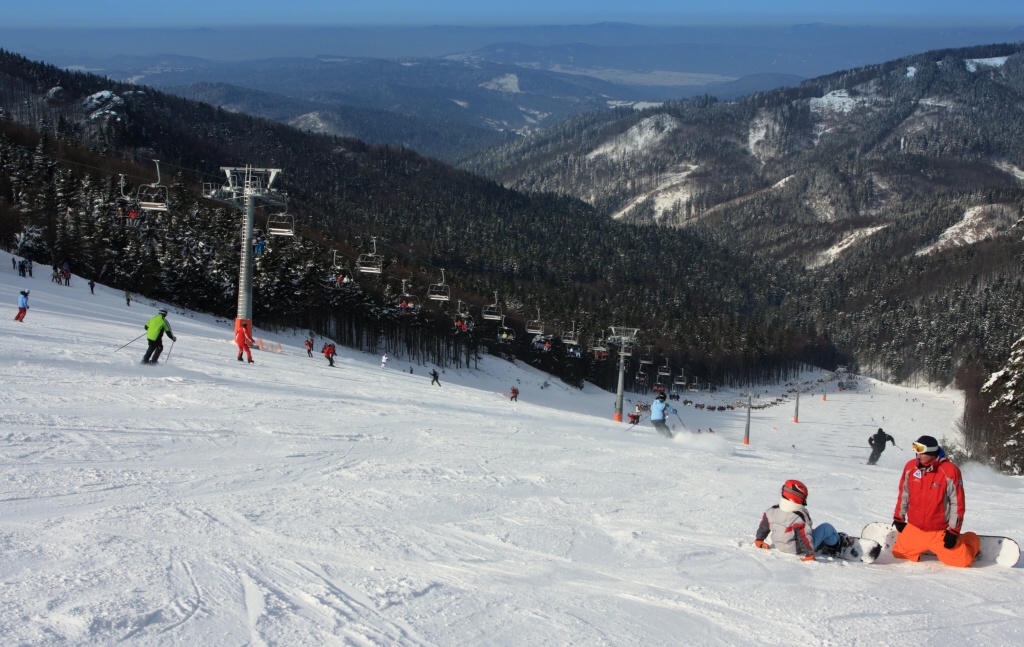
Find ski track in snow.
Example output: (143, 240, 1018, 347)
(2, 256, 1022, 645)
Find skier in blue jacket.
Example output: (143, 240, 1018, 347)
(650, 391, 676, 438)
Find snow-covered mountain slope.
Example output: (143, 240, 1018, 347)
(2, 255, 1022, 646)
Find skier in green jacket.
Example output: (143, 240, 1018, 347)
(142, 309, 176, 364)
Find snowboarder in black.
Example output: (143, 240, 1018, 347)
(867, 427, 895, 465)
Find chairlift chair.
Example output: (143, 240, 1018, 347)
(455, 300, 472, 321)
(657, 361, 672, 377)
(266, 196, 294, 236)
(525, 308, 544, 335)
(674, 373, 687, 386)
(356, 237, 384, 275)
(136, 160, 169, 212)
(111, 174, 145, 226)
(639, 352, 654, 365)
(498, 316, 516, 343)
(327, 252, 356, 289)
(620, 344, 633, 357)
(482, 292, 503, 321)
(428, 269, 451, 302)
(397, 279, 420, 314)
(561, 322, 579, 346)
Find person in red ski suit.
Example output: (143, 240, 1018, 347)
(235, 324, 254, 363)
(892, 435, 980, 567)
(322, 342, 336, 367)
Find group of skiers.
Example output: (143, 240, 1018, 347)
(755, 434, 980, 567)
(50, 262, 73, 286)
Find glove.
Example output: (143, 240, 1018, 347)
(170, 335, 177, 342)
(893, 519, 907, 533)
(801, 554, 816, 562)
(944, 530, 958, 549)
(754, 540, 770, 550)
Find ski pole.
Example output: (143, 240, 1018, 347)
(164, 339, 175, 364)
(114, 333, 146, 353)
(674, 412, 690, 434)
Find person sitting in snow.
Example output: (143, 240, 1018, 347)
(754, 480, 848, 561)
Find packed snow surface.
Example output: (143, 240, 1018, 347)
(2, 255, 1022, 646)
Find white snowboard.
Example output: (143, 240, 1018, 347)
(830, 536, 882, 563)
(862, 522, 1021, 567)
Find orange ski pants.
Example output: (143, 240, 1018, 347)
(892, 523, 980, 568)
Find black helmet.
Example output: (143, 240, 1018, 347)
(657, 392, 667, 400)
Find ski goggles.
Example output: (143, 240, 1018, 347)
(911, 441, 938, 454)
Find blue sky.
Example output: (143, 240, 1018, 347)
(4, 0, 1023, 28)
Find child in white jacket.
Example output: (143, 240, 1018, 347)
(754, 479, 846, 561)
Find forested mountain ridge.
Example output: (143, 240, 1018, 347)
(467, 43, 1024, 384)
(0, 48, 814, 389)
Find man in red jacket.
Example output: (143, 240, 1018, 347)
(892, 435, 980, 567)
(235, 323, 254, 364)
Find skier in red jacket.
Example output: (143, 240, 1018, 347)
(892, 435, 980, 567)
(235, 324, 254, 363)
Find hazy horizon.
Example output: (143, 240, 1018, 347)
(2, 0, 1023, 29)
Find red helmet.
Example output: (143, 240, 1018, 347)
(781, 479, 808, 505)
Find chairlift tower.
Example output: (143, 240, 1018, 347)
(204, 166, 285, 338)
(606, 326, 641, 422)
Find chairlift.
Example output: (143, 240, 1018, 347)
(561, 321, 579, 346)
(498, 316, 515, 343)
(674, 372, 688, 386)
(657, 360, 672, 377)
(620, 344, 633, 358)
(639, 352, 653, 365)
(454, 300, 474, 334)
(482, 292, 503, 321)
(356, 237, 384, 275)
(456, 300, 472, 322)
(428, 269, 451, 302)
(327, 251, 356, 289)
(635, 371, 648, 384)
(112, 174, 145, 227)
(397, 279, 420, 314)
(525, 308, 544, 335)
(266, 194, 294, 236)
(136, 160, 169, 213)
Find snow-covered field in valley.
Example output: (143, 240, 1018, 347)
(2, 256, 1022, 646)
